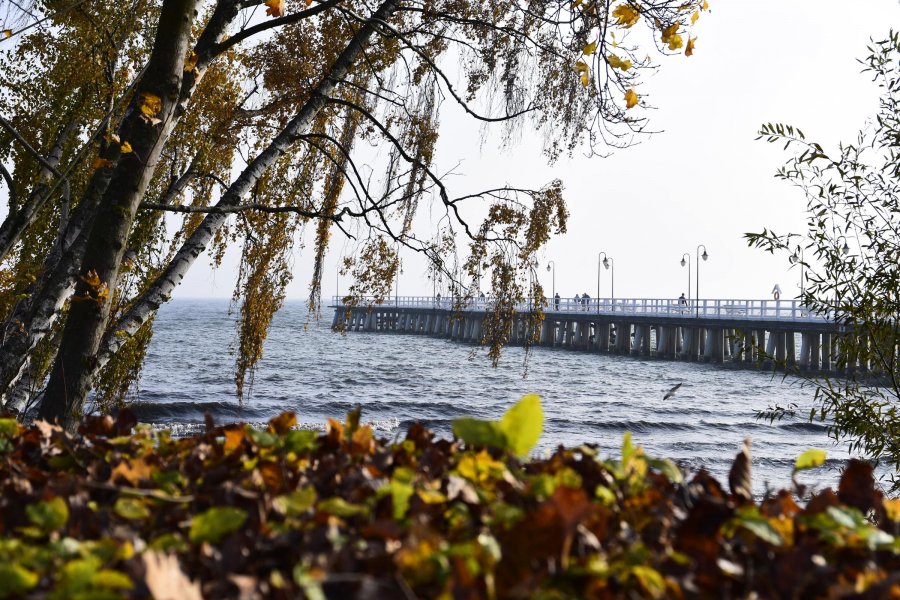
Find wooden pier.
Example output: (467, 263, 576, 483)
(331, 296, 859, 373)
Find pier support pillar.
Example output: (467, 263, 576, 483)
(810, 334, 821, 370)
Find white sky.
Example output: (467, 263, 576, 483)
(171, 0, 900, 301)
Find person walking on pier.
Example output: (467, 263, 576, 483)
(678, 293, 687, 314)
(771, 283, 782, 301)
(554, 293, 560, 311)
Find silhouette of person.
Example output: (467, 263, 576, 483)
(554, 293, 560, 310)
(771, 283, 782, 300)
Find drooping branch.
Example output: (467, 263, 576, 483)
(92, 0, 404, 380)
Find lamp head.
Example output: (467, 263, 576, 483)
(680, 258, 686, 267)
(546, 264, 551, 272)
(701, 250, 709, 261)
(841, 242, 850, 256)
(602, 258, 610, 270)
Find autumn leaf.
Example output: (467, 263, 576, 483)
(265, 0, 284, 17)
(184, 52, 198, 73)
(138, 92, 162, 117)
(582, 41, 598, 55)
(691, 11, 699, 24)
(579, 72, 589, 87)
(608, 54, 633, 71)
(624, 88, 639, 109)
(82, 269, 101, 288)
(1, 30, 11, 39)
(120, 141, 133, 154)
(143, 552, 203, 600)
(702, 0, 709, 9)
(305, 0, 312, 5)
(612, 4, 640, 28)
(685, 36, 696, 57)
(111, 457, 153, 485)
(661, 23, 683, 50)
(92, 157, 113, 170)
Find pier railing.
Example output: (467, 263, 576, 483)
(332, 296, 829, 322)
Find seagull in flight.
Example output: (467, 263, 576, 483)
(663, 382, 683, 401)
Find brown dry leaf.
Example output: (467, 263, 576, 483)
(34, 420, 62, 439)
(2, 29, 12, 38)
(268, 411, 296, 434)
(728, 438, 752, 502)
(92, 157, 113, 170)
(111, 457, 153, 485)
(143, 551, 203, 600)
(223, 427, 245, 453)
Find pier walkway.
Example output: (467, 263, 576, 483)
(331, 296, 854, 373)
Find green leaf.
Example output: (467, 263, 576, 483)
(189, 507, 247, 544)
(631, 565, 666, 598)
(283, 429, 318, 454)
(0, 418, 19, 438)
(317, 497, 369, 518)
(452, 418, 507, 452)
(739, 517, 783, 546)
(0, 563, 39, 598)
(794, 448, 827, 471)
(499, 394, 544, 458)
(389, 467, 415, 520)
(114, 497, 150, 520)
(26, 497, 69, 533)
(648, 458, 683, 484)
(273, 487, 317, 517)
(92, 570, 133, 590)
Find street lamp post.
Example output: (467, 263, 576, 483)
(546, 260, 555, 304)
(680, 253, 691, 300)
(598, 252, 614, 312)
(695, 244, 708, 317)
(790, 245, 805, 298)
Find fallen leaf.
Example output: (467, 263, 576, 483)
(143, 552, 203, 600)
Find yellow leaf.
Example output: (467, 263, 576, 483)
(184, 52, 198, 73)
(574, 60, 589, 73)
(2, 30, 11, 39)
(624, 88, 639, 109)
(579, 72, 590, 87)
(608, 54, 633, 71)
(691, 11, 699, 24)
(702, 0, 709, 9)
(265, 0, 284, 17)
(884, 498, 900, 522)
(138, 92, 162, 117)
(612, 4, 640, 28)
(120, 141, 133, 154)
(582, 41, 598, 55)
(661, 23, 683, 50)
(685, 36, 696, 56)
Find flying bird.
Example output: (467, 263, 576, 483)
(663, 382, 683, 401)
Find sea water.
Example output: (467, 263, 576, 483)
(136, 299, 866, 494)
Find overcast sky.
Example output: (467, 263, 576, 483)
(174, 0, 900, 302)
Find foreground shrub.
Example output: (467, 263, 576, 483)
(1, 397, 899, 599)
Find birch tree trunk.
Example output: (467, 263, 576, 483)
(93, 0, 401, 379)
(39, 0, 199, 426)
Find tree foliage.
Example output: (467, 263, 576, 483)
(0, 0, 710, 426)
(747, 32, 900, 488)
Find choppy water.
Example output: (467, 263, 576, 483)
(137, 299, 866, 494)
